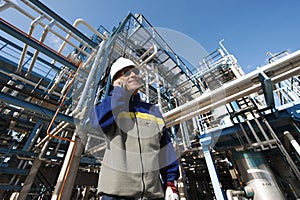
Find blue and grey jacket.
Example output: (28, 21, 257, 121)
(92, 86, 180, 199)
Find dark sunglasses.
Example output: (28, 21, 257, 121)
(122, 67, 140, 77)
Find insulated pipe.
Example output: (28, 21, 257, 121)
(166, 64, 300, 128)
(0, 1, 14, 12)
(16, 14, 46, 74)
(4, 0, 91, 59)
(1, 0, 35, 19)
(34, 47, 98, 148)
(71, 41, 105, 115)
(145, 69, 150, 103)
(0, 18, 79, 72)
(155, 64, 162, 112)
(27, 0, 97, 48)
(163, 50, 300, 127)
(26, 19, 56, 77)
(54, 18, 106, 66)
(284, 131, 300, 157)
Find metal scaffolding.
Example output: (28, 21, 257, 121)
(0, 0, 300, 199)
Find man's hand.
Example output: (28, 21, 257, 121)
(113, 79, 125, 88)
(165, 182, 179, 200)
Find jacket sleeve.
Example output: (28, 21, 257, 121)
(92, 86, 131, 133)
(159, 126, 180, 184)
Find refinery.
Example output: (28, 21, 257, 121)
(0, 0, 300, 199)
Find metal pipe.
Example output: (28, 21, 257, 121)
(284, 131, 300, 157)
(0, 68, 61, 97)
(50, 137, 75, 200)
(27, 0, 97, 48)
(53, 18, 107, 66)
(155, 64, 162, 111)
(18, 158, 42, 200)
(3, 0, 91, 59)
(263, 119, 300, 180)
(26, 19, 56, 77)
(163, 50, 300, 127)
(34, 47, 96, 147)
(16, 14, 46, 73)
(1, 0, 36, 20)
(226, 189, 245, 200)
(0, 18, 80, 72)
(71, 41, 105, 115)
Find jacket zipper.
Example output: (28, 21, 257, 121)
(133, 111, 145, 199)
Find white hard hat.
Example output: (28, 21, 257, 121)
(110, 57, 136, 81)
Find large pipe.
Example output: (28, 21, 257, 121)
(232, 150, 285, 200)
(55, 18, 106, 66)
(284, 131, 300, 157)
(163, 50, 300, 127)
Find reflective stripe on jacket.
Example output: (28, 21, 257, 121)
(93, 86, 179, 199)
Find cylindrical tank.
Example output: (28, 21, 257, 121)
(232, 150, 285, 200)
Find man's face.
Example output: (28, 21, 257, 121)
(113, 66, 141, 93)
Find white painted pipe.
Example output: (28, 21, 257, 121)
(26, 19, 56, 77)
(16, 14, 46, 74)
(284, 131, 300, 157)
(53, 18, 107, 66)
(163, 50, 300, 127)
(226, 189, 245, 200)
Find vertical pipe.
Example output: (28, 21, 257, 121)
(284, 131, 300, 156)
(145, 69, 149, 103)
(26, 19, 56, 77)
(59, 132, 86, 200)
(17, 158, 42, 200)
(16, 14, 45, 74)
(50, 135, 75, 200)
(232, 150, 285, 200)
(154, 64, 162, 112)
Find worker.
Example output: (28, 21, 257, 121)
(92, 57, 180, 200)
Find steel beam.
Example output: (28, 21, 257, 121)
(0, 18, 78, 71)
(0, 92, 74, 124)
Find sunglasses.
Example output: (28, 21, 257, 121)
(122, 67, 140, 77)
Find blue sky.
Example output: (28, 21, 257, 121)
(3, 0, 300, 74)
